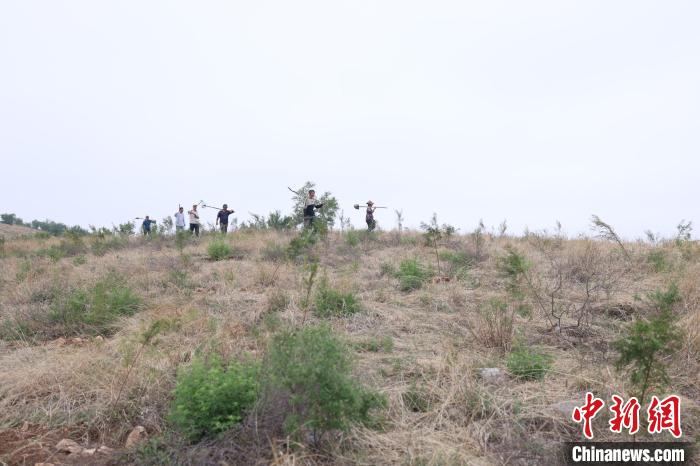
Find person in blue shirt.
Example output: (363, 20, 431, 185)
(141, 216, 157, 236)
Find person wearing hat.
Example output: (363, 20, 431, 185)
(365, 201, 377, 231)
(216, 204, 235, 233)
(303, 189, 324, 229)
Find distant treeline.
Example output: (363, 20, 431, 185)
(1, 213, 88, 236)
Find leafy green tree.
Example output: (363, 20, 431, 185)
(1, 213, 23, 225)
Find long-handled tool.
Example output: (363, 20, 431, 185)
(198, 200, 231, 211)
(353, 204, 387, 210)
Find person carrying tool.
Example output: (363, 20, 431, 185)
(216, 204, 235, 233)
(365, 201, 377, 231)
(141, 216, 157, 236)
(303, 189, 324, 229)
(188, 204, 200, 236)
(174, 206, 186, 232)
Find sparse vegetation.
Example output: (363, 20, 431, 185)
(0, 221, 697, 465)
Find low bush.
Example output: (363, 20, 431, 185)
(506, 346, 553, 381)
(314, 278, 361, 317)
(264, 325, 385, 442)
(169, 357, 260, 441)
(395, 259, 432, 291)
(207, 238, 233, 261)
(439, 250, 473, 280)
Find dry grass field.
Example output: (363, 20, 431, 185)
(0, 226, 698, 465)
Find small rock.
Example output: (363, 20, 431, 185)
(125, 425, 147, 448)
(478, 367, 507, 383)
(21, 421, 29, 432)
(552, 400, 580, 418)
(34, 463, 54, 466)
(97, 445, 116, 455)
(55, 438, 83, 455)
(94, 335, 104, 343)
(82, 448, 96, 456)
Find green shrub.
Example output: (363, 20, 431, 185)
(345, 230, 361, 247)
(265, 325, 385, 442)
(615, 284, 683, 404)
(286, 230, 317, 260)
(438, 250, 473, 280)
(207, 238, 232, 261)
(646, 250, 670, 273)
(314, 278, 361, 317)
(395, 259, 432, 291)
(506, 346, 553, 381)
(48, 274, 142, 336)
(169, 357, 260, 441)
(497, 248, 530, 298)
(72, 255, 87, 266)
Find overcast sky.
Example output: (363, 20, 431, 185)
(1, 1, 698, 238)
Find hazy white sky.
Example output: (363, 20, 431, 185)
(1, 1, 698, 238)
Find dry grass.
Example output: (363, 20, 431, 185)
(0, 229, 698, 465)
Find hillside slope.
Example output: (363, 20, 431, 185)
(0, 229, 698, 465)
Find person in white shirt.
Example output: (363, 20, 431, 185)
(174, 206, 186, 231)
(188, 204, 200, 236)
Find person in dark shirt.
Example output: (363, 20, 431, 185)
(365, 201, 377, 231)
(141, 216, 156, 236)
(216, 204, 235, 233)
(303, 190, 324, 229)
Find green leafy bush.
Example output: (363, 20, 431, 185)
(169, 357, 260, 441)
(48, 274, 142, 337)
(314, 278, 361, 317)
(506, 346, 553, 381)
(615, 284, 683, 404)
(207, 238, 233, 261)
(395, 259, 432, 291)
(265, 325, 385, 442)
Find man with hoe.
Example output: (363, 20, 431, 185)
(216, 204, 235, 233)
